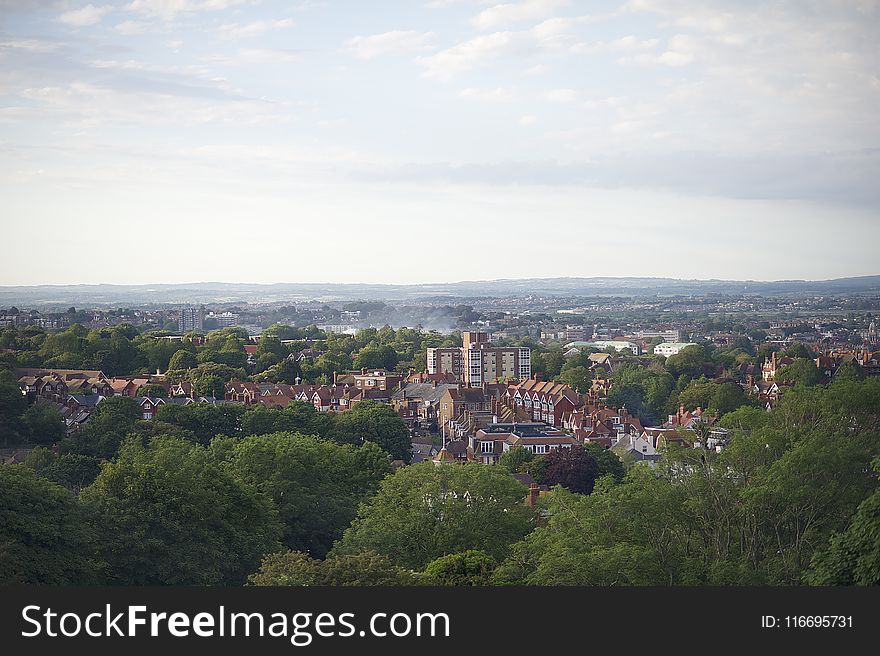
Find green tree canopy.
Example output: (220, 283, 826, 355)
(80, 436, 282, 585)
(0, 465, 101, 584)
(421, 550, 497, 586)
(220, 432, 390, 557)
(333, 462, 534, 569)
(248, 550, 416, 586)
(330, 400, 411, 462)
(167, 348, 198, 371)
(777, 358, 823, 387)
(543, 445, 599, 494)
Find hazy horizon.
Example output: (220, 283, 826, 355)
(2, 0, 879, 286)
(4, 272, 880, 290)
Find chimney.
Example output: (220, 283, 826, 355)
(534, 372, 542, 382)
(361, 367, 367, 375)
(526, 483, 539, 507)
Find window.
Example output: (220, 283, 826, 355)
(534, 445, 547, 454)
(142, 412, 151, 420)
(481, 441, 494, 453)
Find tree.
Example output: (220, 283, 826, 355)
(354, 345, 398, 371)
(806, 487, 880, 586)
(421, 550, 497, 586)
(833, 361, 865, 383)
(20, 402, 66, 445)
(498, 445, 534, 473)
(330, 401, 411, 462)
(777, 359, 823, 387)
(665, 344, 709, 379)
(241, 401, 333, 439)
(333, 462, 534, 569)
(783, 342, 814, 360)
(248, 550, 416, 586)
(582, 442, 625, 482)
(708, 381, 751, 415)
(25, 449, 103, 492)
(168, 349, 197, 371)
(222, 433, 390, 557)
(155, 402, 246, 444)
(247, 550, 320, 586)
(678, 377, 718, 411)
(60, 396, 141, 459)
(320, 552, 417, 586)
(0, 369, 28, 446)
(556, 366, 591, 393)
(492, 470, 698, 586)
(0, 465, 101, 584)
(138, 383, 167, 398)
(543, 445, 600, 494)
(80, 436, 282, 585)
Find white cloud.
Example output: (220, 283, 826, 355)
(417, 17, 587, 79)
(0, 38, 60, 53)
(345, 31, 434, 60)
(472, 0, 570, 30)
(217, 19, 295, 40)
(57, 4, 113, 27)
(655, 50, 694, 66)
(609, 35, 660, 50)
(202, 48, 302, 65)
(517, 114, 537, 125)
(126, 0, 247, 21)
(113, 20, 148, 35)
(544, 87, 575, 102)
(458, 86, 515, 101)
(524, 63, 547, 75)
(619, 34, 696, 66)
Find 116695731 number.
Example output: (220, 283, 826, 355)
(762, 616, 853, 629)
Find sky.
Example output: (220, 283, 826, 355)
(1, 0, 878, 286)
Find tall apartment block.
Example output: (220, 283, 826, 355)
(178, 307, 205, 333)
(427, 331, 530, 385)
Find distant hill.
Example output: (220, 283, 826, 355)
(1, 276, 879, 308)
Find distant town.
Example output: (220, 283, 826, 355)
(2, 282, 878, 587)
(3, 286, 879, 460)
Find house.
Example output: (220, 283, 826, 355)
(563, 403, 644, 446)
(138, 396, 166, 420)
(506, 378, 581, 427)
(391, 381, 459, 428)
(737, 362, 761, 388)
(641, 427, 694, 450)
(438, 387, 494, 438)
(762, 352, 794, 381)
(406, 370, 459, 385)
(613, 432, 661, 463)
(471, 423, 573, 464)
(225, 382, 261, 404)
(108, 378, 139, 397)
(334, 368, 404, 392)
(169, 381, 195, 398)
(432, 439, 474, 464)
(752, 381, 782, 409)
(292, 348, 323, 363)
(665, 404, 705, 429)
(411, 441, 439, 464)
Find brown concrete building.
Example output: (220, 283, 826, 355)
(427, 331, 531, 385)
